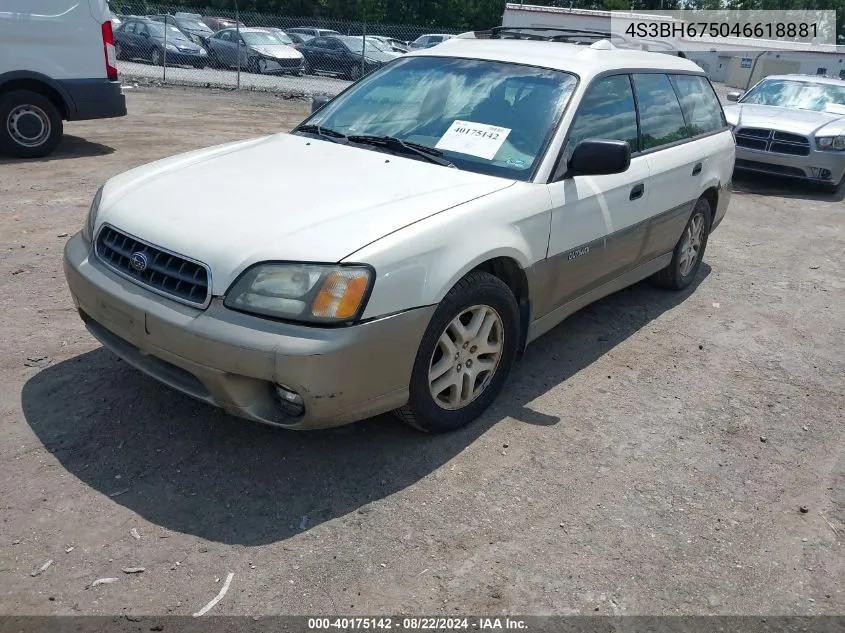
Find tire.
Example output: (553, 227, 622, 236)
(0, 90, 63, 159)
(303, 59, 313, 75)
(151, 48, 162, 66)
(393, 271, 520, 433)
(207, 49, 221, 68)
(248, 57, 261, 74)
(650, 196, 712, 290)
(348, 63, 362, 81)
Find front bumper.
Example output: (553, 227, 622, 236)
(734, 146, 845, 185)
(63, 233, 434, 429)
(164, 50, 208, 65)
(259, 57, 305, 74)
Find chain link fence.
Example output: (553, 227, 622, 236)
(111, 3, 459, 98)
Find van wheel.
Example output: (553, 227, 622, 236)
(0, 90, 63, 159)
(394, 271, 519, 433)
(650, 197, 712, 290)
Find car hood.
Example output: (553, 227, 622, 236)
(723, 103, 845, 136)
(97, 133, 514, 295)
(250, 44, 303, 59)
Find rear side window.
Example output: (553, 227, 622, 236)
(632, 73, 688, 150)
(566, 74, 638, 152)
(669, 74, 727, 135)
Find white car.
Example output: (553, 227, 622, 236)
(64, 34, 734, 433)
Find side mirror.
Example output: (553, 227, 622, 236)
(311, 94, 331, 113)
(567, 139, 631, 177)
(726, 91, 742, 102)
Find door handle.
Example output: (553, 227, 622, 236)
(629, 183, 644, 201)
(692, 162, 702, 176)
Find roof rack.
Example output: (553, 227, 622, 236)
(463, 25, 683, 55)
(476, 26, 612, 43)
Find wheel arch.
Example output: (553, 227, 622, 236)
(0, 72, 72, 120)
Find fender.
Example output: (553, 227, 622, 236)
(346, 182, 553, 320)
(0, 70, 75, 118)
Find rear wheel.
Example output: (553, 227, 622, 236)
(650, 197, 712, 290)
(348, 63, 361, 80)
(394, 271, 519, 433)
(150, 48, 162, 66)
(0, 90, 63, 159)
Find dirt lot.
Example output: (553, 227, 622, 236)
(0, 85, 843, 619)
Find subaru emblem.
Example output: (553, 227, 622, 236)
(130, 251, 148, 272)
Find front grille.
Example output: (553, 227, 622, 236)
(275, 57, 302, 68)
(95, 225, 211, 308)
(735, 127, 810, 156)
(735, 159, 806, 177)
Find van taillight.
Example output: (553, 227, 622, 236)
(102, 21, 118, 81)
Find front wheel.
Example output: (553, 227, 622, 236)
(0, 90, 64, 158)
(650, 197, 712, 290)
(150, 48, 162, 66)
(394, 271, 520, 433)
(348, 63, 362, 80)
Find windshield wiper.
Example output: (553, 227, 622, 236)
(294, 124, 347, 143)
(347, 135, 455, 168)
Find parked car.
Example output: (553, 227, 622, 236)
(149, 14, 215, 47)
(367, 36, 410, 54)
(64, 34, 734, 433)
(202, 16, 245, 32)
(206, 27, 305, 75)
(287, 27, 342, 39)
(409, 33, 454, 49)
(115, 17, 208, 68)
(286, 32, 312, 47)
(298, 35, 397, 79)
(724, 74, 845, 191)
(0, 0, 126, 158)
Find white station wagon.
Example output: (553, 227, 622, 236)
(64, 29, 735, 433)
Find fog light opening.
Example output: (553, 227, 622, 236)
(274, 384, 304, 417)
(811, 167, 833, 180)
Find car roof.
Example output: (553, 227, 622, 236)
(409, 38, 703, 76)
(760, 74, 845, 86)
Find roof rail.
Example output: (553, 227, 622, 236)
(474, 26, 613, 43)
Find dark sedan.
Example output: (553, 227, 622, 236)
(149, 14, 215, 47)
(115, 17, 209, 67)
(298, 35, 398, 80)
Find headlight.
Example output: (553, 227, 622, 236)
(81, 186, 103, 243)
(165, 43, 179, 52)
(224, 263, 373, 323)
(817, 135, 845, 151)
(199, 47, 207, 55)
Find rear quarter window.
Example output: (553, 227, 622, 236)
(669, 74, 727, 136)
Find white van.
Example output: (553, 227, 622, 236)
(0, 0, 126, 158)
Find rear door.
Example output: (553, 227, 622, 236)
(542, 74, 651, 316)
(631, 73, 704, 261)
(307, 37, 330, 71)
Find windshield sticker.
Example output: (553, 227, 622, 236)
(435, 120, 511, 160)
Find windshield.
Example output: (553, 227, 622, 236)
(271, 31, 294, 44)
(176, 18, 213, 34)
(741, 79, 845, 112)
(340, 36, 388, 54)
(149, 23, 190, 41)
(242, 31, 283, 45)
(301, 56, 578, 180)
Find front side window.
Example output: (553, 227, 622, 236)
(301, 56, 578, 180)
(564, 74, 638, 154)
(669, 74, 726, 136)
(741, 78, 845, 112)
(632, 73, 689, 150)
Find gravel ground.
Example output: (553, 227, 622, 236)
(117, 59, 352, 97)
(0, 85, 843, 619)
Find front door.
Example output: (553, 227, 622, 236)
(541, 74, 651, 317)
